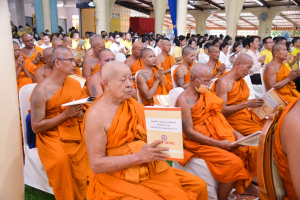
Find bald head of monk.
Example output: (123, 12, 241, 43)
(208, 45, 220, 60)
(91, 37, 105, 56)
(231, 53, 253, 79)
(190, 63, 213, 93)
(132, 41, 144, 58)
(22, 33, 34, 49)
(89, 35, 95, 45)
(140, 48, 156, 67)
(161, 39, 171, 53)
(13, 41, 21, 59)
(43, 48, 53, 68)
(51, 46, 75, 75)
(98, 49, 115, 66)
(63, 36, 72, 48)
(272, 43, 288, 61)
(182, 46, 196, 64)
(102, 61, 133, 100)
(52, 38, 63, 49)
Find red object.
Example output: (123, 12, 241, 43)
(130, 17, 155, 34)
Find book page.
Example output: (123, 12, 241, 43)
(68, 74, 86, 88)
(153, 95, 169, 107)
(71, 49, 85, 60)
(78, 39, 87, 46)
(233, 131, 261, 146)
(61, 98, 89, 107)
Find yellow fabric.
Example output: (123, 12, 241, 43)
(290, 47, 300, 69)
(285, 52, 292, 70)
(105, 41, 112, 49)
(123, 40, 132, 55)
(26, 26, 32, 33)
(199, 48, 204, 54)
(72, 39, 79, 49)
(84, 38, 91, 50)
(103, 39, 108, 44)
(68, 33, 71, 37)
(260, 49, 273, 64)
(173, 46, 183, 63)
(17, 30, 26, 37)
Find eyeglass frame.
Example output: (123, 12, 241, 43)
(193, 76, 212, 85)
(53, 58, 76, 64)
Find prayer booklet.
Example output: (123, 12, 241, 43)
(153, 95, 169, 107)
(145, 107, 184, 161)
(61, 97, 96, 107)
(68, 74, 86, 88)
(78, 39, 87, 47)
(233, 131, 261, 146)
(250, 88, 287, 120)
(71, 48, 85, 60)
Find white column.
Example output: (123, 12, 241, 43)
(189, 26, 192, 34)
(15, 0, 26, 29)
(94, 0, 107, 34)
(42, 0, 51, 33)
(177, 0, 188, 36)
(224, 0, 245, 38)
(151, 0, 168, 34)
(252, 11, 279, 38)
(191, 12, 210, 36)
(0, 0, 24, 199)
(292, 26, 296, 37)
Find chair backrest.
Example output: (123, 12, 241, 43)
(135, 70, 143, 104)
(261, 68, 267, 94)
(19, 84, 37, 149)
(171, 65, 179, 88)
(258, 106, 286, 200)
(115, 53, 126, 62)
(244, 74, 256, 100)
(168, 88, 184, 107)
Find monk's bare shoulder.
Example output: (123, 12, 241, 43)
(176, 91, 196, 109)
(264, 61, 277, 75)
(156, 54, 164, 64)
(215, 76, 229, 93)
(124, 56, 134, 67)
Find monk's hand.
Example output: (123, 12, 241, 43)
(35, 52, 42, 62)
(233, 131, 244, 141)
(17, 56, 25, 70)
(217, 63, 226, 73)
(155, 68, 164, 82)
(288, 69, 300, 80)
(137, 140, 170, 163)
(64, 105, 84, 118)
(218, 140, 241, 151)
(259, 55, 266, 64)
(247, 98, 264, 108)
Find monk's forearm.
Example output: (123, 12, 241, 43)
(185, 129, 220, 147)
(213, 72, 222, 78)
(24, 68, 35, 83)
(222, 103, 248, 116)
(31, 60, 38, 65)
(16, 68, 22, 80)
(163, 69, 171, 74)
(182, 82, 190, 89)
(32, 112, 69, 133)
(144, 80, 160, 100)
(272, 78, 293, 90)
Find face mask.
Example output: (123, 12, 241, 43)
(195, 84, 210, 93)
(115, 38, 121, 43)
(20, 28, 23, 31)
(46, 31, 49, 34)
(230, 40, 232, 43)
(290, 47, 294, 52)
(35, 35, 38, 37)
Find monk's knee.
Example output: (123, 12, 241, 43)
(193, 177, 208, 198)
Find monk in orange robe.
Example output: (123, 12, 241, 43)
(83, 61, 208, 200)
(31, 47, 90, 200)
(264, 43, 300, 103)
(35, 48, 53, 83)
(206, 46, 226, 78)
(173, 46, 195, 88)
(82, 37, 105, 79)
(52, 38, 63, 49)
(137, 48, 168, 106)
(176, 63, 259, 200)
(21, 33, 45, 68)
(273, 98, 300, 200)
(156, 39, 175, 92)
(212, 54, 266, 136)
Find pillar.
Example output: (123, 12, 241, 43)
(151, 0, 168, 34)
(42, 0, 51, 33)
(191, 12, 210, 36)
(0, 0, 24, 199)
(224, 0, 245, 38)
(15, 0, 26, 30)
(292, 26, 296, 37)
(177, 0, 188, 36)
(189, 26, 192, 34)
(94, 0, 115, 34)
(34, 0, 44, 34)
(50, 0, 59, 33)
(251, 11, 278, 39)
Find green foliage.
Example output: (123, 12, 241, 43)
(166, 160, 173, 167)
(25, 185, 55, 200)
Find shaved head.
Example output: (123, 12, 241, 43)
(233, 53, 253, 67)
(182, 46, 194, 56)
(63, 36, 71, 43)
(232, 53, 253, 78)
(132, 41, 143, 50)
(98, 49, 114, 60)
(161, 39, 171, 53)
(91, 37, 104, 47)
(22, 33, 32, 40)
(272, 43, 285, 57)
(51, 46, 71, 64)
(208, 45, 218, 53)
(43, 48, 53, 58)
(102, 61, 130, 81)
(22, 33, 34, 48)
(132, 41, 144, 58)
(63, 36, 72, 48)
(94, 34, 103, 39)
(140, 48, 153, 58)
(190, 63, 213, 78)
(52, 38, 63, 48)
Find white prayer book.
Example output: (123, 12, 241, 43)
(232, 131, 261, 146)
(61, 97, 96, 107)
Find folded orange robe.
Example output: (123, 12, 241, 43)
(16, 56, 37, 92)
(129, 57, 144, 88)
(161, 54, 175, 92)
(273, 99, 298, 200)
(211, 73, 266, 136)
(212, 60, 226, 77)
(137, 65, 168, 106)
(173, 63, 194, 85)
(35, 77, 90, 200)
(180, 91, 257, 194)
(83, 96, 208, 200)
(22, 45, 45, 68)
(263, 62, 300, 103)
(91, 63, 101, 77)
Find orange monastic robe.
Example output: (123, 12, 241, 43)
(84, 96, 208, 200)
(91, 63, 101, 77)
(130, 57, 144, 88)
(35, 77, 90, 200)
(173, 63, 195, 85)
(16, 56, 37, 92)
(273, 99, 298, 200)
(161, 54, 175, 92)
(211, 74, 266, 136)
(137, 65, 168, 106)
(180, 91, 257, 194)
(263, 62, 300, 103)
(212, 60, 226, 77)
(22, 45, 45, 68)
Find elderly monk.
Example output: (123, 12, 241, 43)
(35, 48, 53, 83)
(63, 36, 72, 48)
(137, 48, 168, 106)
(264, 43, 300, 103)
(82, 37, 105, 79)
(31, 47, 90, 200)
(206, 46, 226, 78)
(51, 38, 63, 49)
(87, 49, 115, 97)
(21, 33, 45, 68)
(83, 61, 208, 200)
(156, 38, 175, 92)
(273, 98, 300, 200)
(176, 63, 258, 200)
(173, 46, 195, 88)
(124, 41, 144, 89)
(212, 54, 266, 136)
(14, 42, 36, 92)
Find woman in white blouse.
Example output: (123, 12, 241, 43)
(219, 42, 236, 71)
(153, 38, 162, 56)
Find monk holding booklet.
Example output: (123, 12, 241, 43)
(83, 61, 208, 200)
(176, 63, 258, 200)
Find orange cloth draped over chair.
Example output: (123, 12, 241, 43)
(173, 63, 194, 85)
(179, 91, 257, 194)
(130, 58, 144, 88)
(16, 55, 37, 92)
(34, 77, 90, 200)
(212, 60, 226, 77)
(91, 64, 101, 77)
(211, 73, 266, 136)
(263, 62, 300, 103)
(83, 96, 208, 200)
(161, 54, 175, 92)
(137, 65, 168, 106)
(22, 45, 45, 68)
(273, 99, 298, 200)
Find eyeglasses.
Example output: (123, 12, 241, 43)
(53, 58, 76, 63)
(194, 76, 212, 85)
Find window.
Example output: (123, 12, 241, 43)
(72, 15, 79, 30)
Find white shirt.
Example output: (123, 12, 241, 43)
(39, 43, 52, 49)
(246, 49, 263, 75)
(219, 51, 231, 71)
(198, 53, 209, 64)
(153, 46, 162, 56)
(109, 42, 125, 54)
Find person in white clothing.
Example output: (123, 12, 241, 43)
(39, 34, 52, 49)
(225, 42, 242, 71)
(109, 33, 129, 55)
(198, 42, 213, 64)
(219, 42, 235, 71)
(153, 38, 162, 56)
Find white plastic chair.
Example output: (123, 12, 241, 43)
(168, 87, 184, 107)
(261, 68, 267, 94)
(244, 74, 256, 100)
(19, 84, 53, 194)
(170, 65, 179, 88)
(135, 70, 143, 104)
(115, 53, 126, 62)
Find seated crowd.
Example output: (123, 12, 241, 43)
(14, 26, 300, 200)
